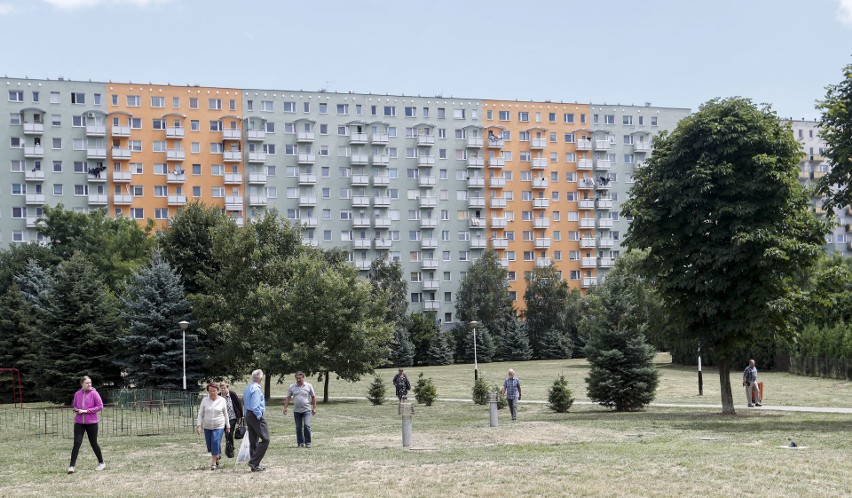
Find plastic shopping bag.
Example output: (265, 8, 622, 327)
(236, 434, 252, 463)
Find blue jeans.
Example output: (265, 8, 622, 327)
(294, 411, 312, 446)
(204, 428, 224, 456)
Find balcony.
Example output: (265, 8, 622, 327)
(533, 217, 550, 228)
(595, 181, 612, 191)
(112, 171, 132, 182)
(593, 139, 610, 151)
(224, 151, 242, 162)
(353, 217, 371, 228)
(25, 170, 45, 181)
(532, 178, 548, 189)
(468, 197, 486, 208)
(355, 260, 372, 271)
(492, 238, 508, 250)
(372, 154, 390, 166)
(581, 257, 597, 269)
(467, 177, 485, 188)
(423, 279, 440, 291)
(166, 150, 185, 161)
(373, 196, 391, 207)
(419, 176, 436, 188)
(535, 257, 552, 268)
(26, 216, 42, 228)
(374, 218, 391, 228)
(595, 160, 612, 170)
(248, 195, 267, 206)
(417, 136, 435, 146)
(233, 217, 245, 227)
(579, 199, 595, 210)
(167, 127, 186, 139)
(86, 147, 105, 160)
(350, 174, 370, 186)
(249, 173, 267, 184)
(499, 258, 509, 268)
(598, 257, 614, 268)
(418, 155, 436, 167)
(349, 133, 368, 145)
(168, 195, 187, 206)
(489, 157, 505, 168)
(486, 137, 504, 148)
(582, 277, 598, 289)
(225, 196, 243, 210)
(599, 238, 614, 248)
(422, 258, 438, 269)
(580, 218, 596, 229)
(298, 153, 316, 165)
(491, 217, 507, 228)
(302, 218, 318, 228)
(577, 159, 594, 170)
(530, 139, 547, 150)
(470, 238, 487, 249)
(579, 178, 597, 190)
(489, 177, 506, 188)
(490, 197, 507, 208)
(375, 238, 393, 250)
(373, 175, 390, 186)
(350, 154, 369, 165)
(113, 194, 133, 205)
(23, 122, 44, 135)
(87, 171, 106, 183)
(535, 238, 550, 249)
(225, 173, 242, 184)
(634, 142, 651, 153)
(25, 193, 45, 205)
(576, 140, 592, 151)
(371, 134, 389, 145)
(597, 218, 614, 229)
(247, 130, 266, 141)
(167, 172, 186, 183)
(299, 174, 318, 185)
(467, 137, 483, 148)
(352, 195, 371, 207)
(421, 238, 438, 249)
(248, 152, 267, 163)
(419, 196, 438, 208)
(111, 125, 130, 137)
(301, 238, 319, 247)
(297, 132, 315, 143)
(112, 147, 132, 160)
(533, 198, 550, 209)
(470, 217, 484, 228)
(580, 238, 596, 249)
(597, 199, 613, 209)
(467, 157, 485, 168)
(299, 195, 318, 206)
(531, 158, 548, 169)
(87, 194, 108, 205)
(424, 300, 440, 311)
(420, 218, 438, 228)
(86, 124, 105, 136)
(353, 239, 372, 249)
(222, 129, 240, 140)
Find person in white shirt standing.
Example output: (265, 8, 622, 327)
(282, 371, 317, 448)
(196, 383, 230, 470)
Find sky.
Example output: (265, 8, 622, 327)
(0, 0, 850, 120)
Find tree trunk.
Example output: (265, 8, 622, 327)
(323, 370, 330, 403)
(718, 357, 736, 415)
(264, 374, 271, 401)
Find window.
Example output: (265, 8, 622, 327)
(8, 90, 24, 102)
(319, 103, 328, 114)
(453, 109, 465, 119)
(211, 187, 225, 198)
(190, 120, 200, 131)
(623, 115, 633, 125)
(604, 115, 615, 125)
(651, 116, 658, 126)
(71, 93, 86, 104)
(383, 106, 396, 117)
(52, 138, 62, 149)
(51, 114, 61, 126)
(337, 104, 349, 115)
(518, 112, 529, 122)
(151, 96, 165, 108)
(189, 98, 199, 109)
(208, 99, 222, 110)
(130, 118, 142, 129)
(127, 95, 140, 107)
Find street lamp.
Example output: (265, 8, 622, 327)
(178, 320, 189, 390)
(470, 320, 480, 381)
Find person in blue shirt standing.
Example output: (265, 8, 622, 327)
(501, 368, 522, 421)
(243, 369, 269, 472)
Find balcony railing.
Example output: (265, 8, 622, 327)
(298, 153, 316, 164)
(248, 173, 267, 184)
(167, 127, 186, 139)
(224, 151, 242, 162)
(467, 137, 484, 148)
(222, 129, 240, 140)
(349, 133, 368, 144)
(489, 157, 505, 168)
(297, 132, 315, 142)
(467, 157, 485, 168)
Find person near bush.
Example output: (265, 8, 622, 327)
(501, 368, 522, 420)
(68, 375, 106, 474)
(219, 381, 243, 459)
(392, 368, 411, 402)
(243, 369, 269, 471)
(743, 359, 762, 407)
(282, 371, 317, 448)
(196, 383, 230, 470)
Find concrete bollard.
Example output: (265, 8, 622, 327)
(487, 392, 498, 427)
(399, 402, 414, 448)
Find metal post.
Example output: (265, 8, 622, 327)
(697, 342, 703, 396)
(179, 321, 189, 390)
(399, 402, 413, 448)
(488, 392, 498, 427)
(470, 321, 480, 381)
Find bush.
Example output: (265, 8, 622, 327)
(548, 374, 574, 413)
(492, 384, 507, 409)
(366, 375, 386, 405)
(413, 372, 437, 406)
(472, 377, 490, 405)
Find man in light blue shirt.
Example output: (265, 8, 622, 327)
(243, 369, 269, 471)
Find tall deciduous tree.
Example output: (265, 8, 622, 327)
(158, 201, 228, 295)
(455, 250, 515, 350)
(37, 253, 123, 403)
(279, 251, 393, 402)
(523, 263, 572, 359)
(118, 252, 205, 389)
(623, 97, 829, 414)
(816, 62, 852, 211)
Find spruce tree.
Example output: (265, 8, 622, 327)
(455, 322, 496, 364)
(388, 327, 415, 367)
(539, 328, 572, 359)
(119, 252, 205, 390)
(500, 318, 533, 361)
(424, 330, 454, 366)
(38, 253, 123, 404)
(0, 283, 41, 400)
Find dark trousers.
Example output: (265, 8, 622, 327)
(245, 411, 269, 467)
(70, 423, 103, 466)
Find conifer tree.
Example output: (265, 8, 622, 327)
(500, 317, 533, 361)
(0, 283, 41, 400)
(388, 327, 415, 367)
(424, 330, 454, 366)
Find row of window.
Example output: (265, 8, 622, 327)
(8, 90, 98, 105)
(486, 109, 660, 127)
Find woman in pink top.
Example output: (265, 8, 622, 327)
(68, 376, 105, 474)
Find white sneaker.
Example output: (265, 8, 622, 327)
(95, 463, 106, 471)
(67, 466, 75, 474)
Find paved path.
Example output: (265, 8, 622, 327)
(344, 397, 852, 414)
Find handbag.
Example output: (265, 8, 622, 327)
(234, 419, 246, 439)
(225, 439, 234, 459)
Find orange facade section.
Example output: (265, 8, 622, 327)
(107, 84, 244, 228)
(482, 100, 593, 309)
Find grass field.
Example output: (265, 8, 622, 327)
(2, 356, 850, 497)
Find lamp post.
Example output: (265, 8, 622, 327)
(697, 340, 703, 396)
(178, 320, 189, 390)
(470, 320, 480, 381)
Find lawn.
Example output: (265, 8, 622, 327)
(1, 356, 850, 497)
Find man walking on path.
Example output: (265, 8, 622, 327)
(743, 359, 762, 407)
(243, 369, 269, 471)
(501, 368, 522, 420)
(283, 371, 317, 448)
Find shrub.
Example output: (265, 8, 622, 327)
(492, 384, 507, 409)
(413, 372, 437, 406)
(366, 375, 386, 405)
(548, 374, 574, 413)
(472, 377, 490, 405)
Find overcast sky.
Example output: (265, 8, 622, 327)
(1, 0, 850, 119)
